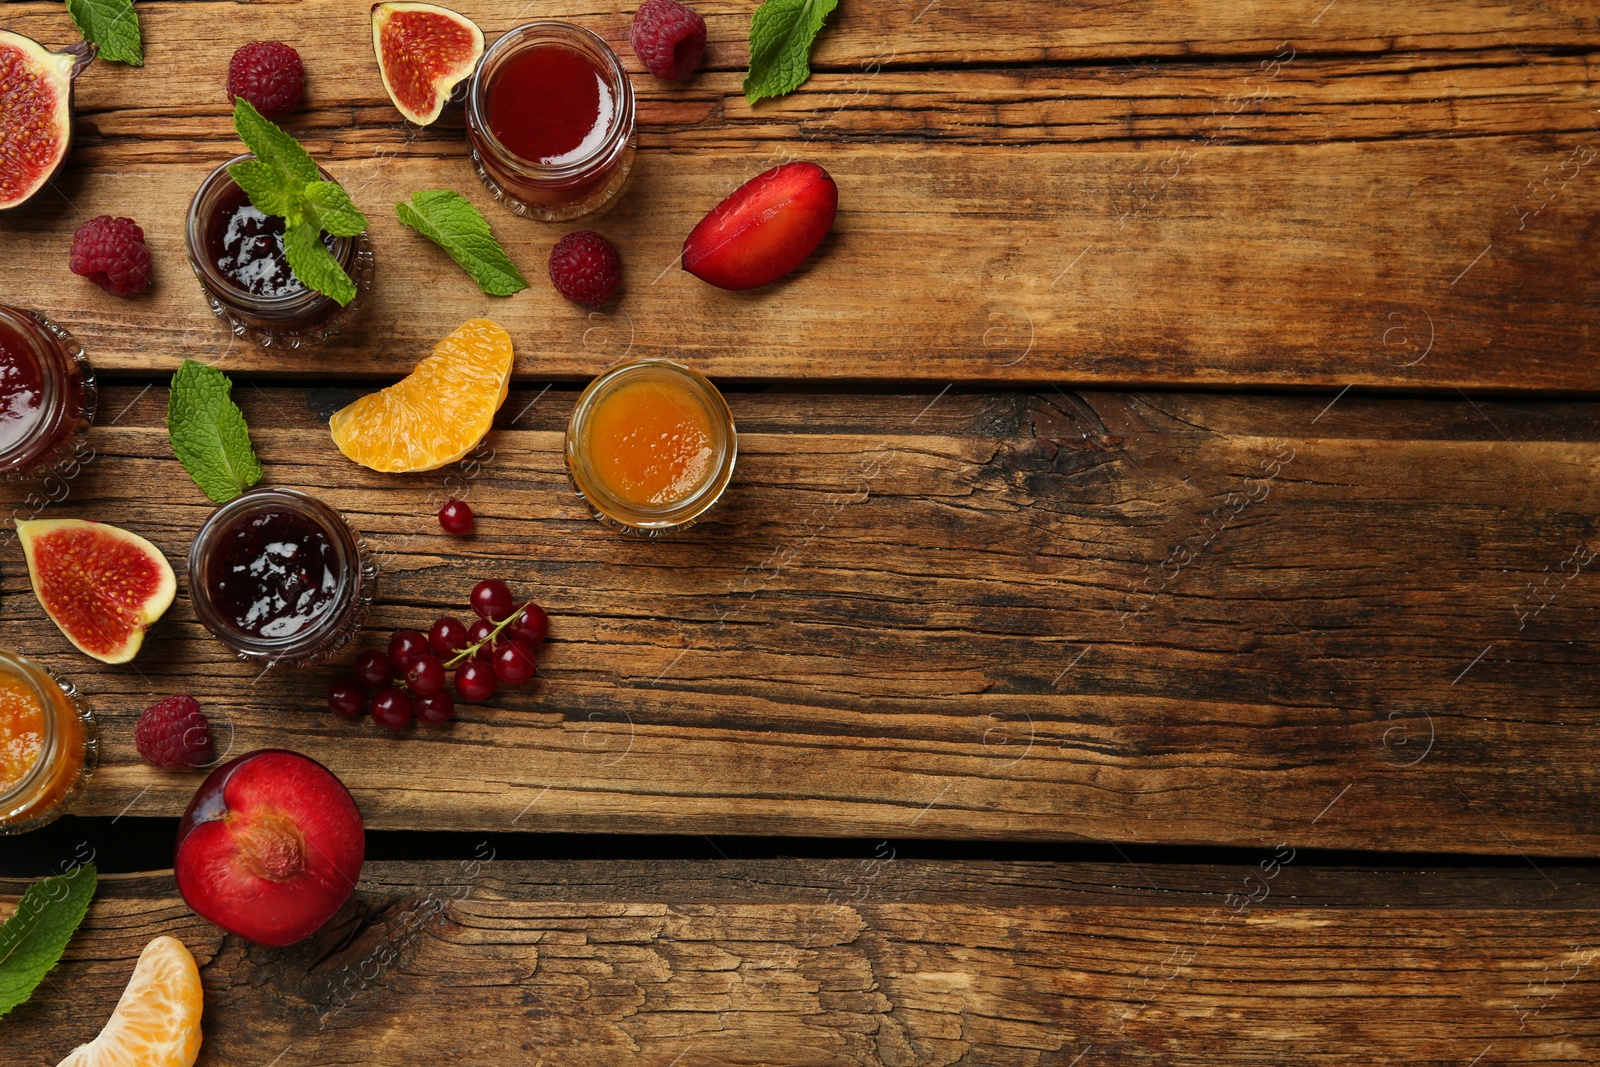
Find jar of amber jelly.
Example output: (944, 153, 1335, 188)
(187, 488, 376, 667)
(186, 156, 374, 348)
(566, 359, 737, 535)
(0, 649, 97, 835)
(0, 305, 96, 483)
(467, 22, 637, 221)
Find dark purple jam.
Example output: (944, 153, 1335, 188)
(203, 186, 334, 297)
(205, 508, 341, 639)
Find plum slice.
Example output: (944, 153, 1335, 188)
(682, 161, 838, 291)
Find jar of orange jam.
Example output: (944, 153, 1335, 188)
(0, 649, 96, 834)
(566, 359, 736, 535)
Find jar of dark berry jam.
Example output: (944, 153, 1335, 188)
(466, 22, 637, 221)
(187, 488, 376, 668)
(185, 156, 374, 348)
(0, 305, 96, 483)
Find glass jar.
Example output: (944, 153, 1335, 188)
(187, 488, 376, 667)
(0, 649, 96, 835)
(566, 359, 737, 535)
(0, 305, 96, 483)
(185, 155, 374, 348)
(467, 22, 637, 221)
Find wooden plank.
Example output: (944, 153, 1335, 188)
(4, 860, 1598, 1065)
(2, 3, 1597, 388)
(4, 385, 1600, 853)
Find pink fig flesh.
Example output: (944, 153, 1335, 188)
(0, 31, 86, 211)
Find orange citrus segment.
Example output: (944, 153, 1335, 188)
(329, 318, 514, 472)
(56, 935, 203, 1067)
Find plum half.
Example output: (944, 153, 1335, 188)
(682, 161, 838, 291)
(175, 749, 365, 947)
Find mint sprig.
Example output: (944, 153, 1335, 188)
(228, 99, 368, 306)
(744, 0, 839, 105)
(395, 190, 529, 297)
(167, 360, 263, 504)
(0, 863, 97, 1018)
(64, 0, 141, 65)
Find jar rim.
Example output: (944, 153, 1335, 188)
(185, 155, 355, 313)
(467, 22, 636, 181)
(566, 359, 738, 531)
(186, 487, 369, 663)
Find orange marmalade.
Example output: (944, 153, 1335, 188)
(566, 360, 737, 534)
(0, 650, 94, 834)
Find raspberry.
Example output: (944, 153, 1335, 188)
(68, 216, 152, 297)
(630, 0, 707, 81)
(227, 41, 305, 119)
(548, 230, 622, 307)
(134, 696, 214, 770)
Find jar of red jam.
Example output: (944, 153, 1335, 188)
(0, 305, 95, 483)
(467, 22, 637, 221)
(0, 649, 96, 835)
(187, 488, 376, 667)
(185, 156, 374, 348)
(566, 359, 737, 535)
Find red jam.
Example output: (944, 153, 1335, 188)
(0, 318, 46, 456)
(0, 306, 92, 481)
(206, 508, 341, 640)
(204, 185, 333, 298)
(487, 45, 613, 165)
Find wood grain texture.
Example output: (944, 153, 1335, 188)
(4, 860, 1598, 1066)
(1, 1, 1596, 387)
(4, 385, 1599, 853)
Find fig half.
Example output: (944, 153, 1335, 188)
(17, 518, 176, 663)
(0, 31, 93, 211)
(372, 2, 484, 126)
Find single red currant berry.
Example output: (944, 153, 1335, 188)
(430, 616, 470, 658)
(327, 678, 367, 718)
(439, 498, 475, 535)
(455, 660, 498, 702)
(405, 653, 446, 696)
(354, 649, 393, 689)
(388, 630, 430, 672)
(514, 603, 550, 647)
(493, 641, 537, 685)
(416, 691, 455, 724)
(465, 618, 496, 661)
(471, 579, 515, 621)
(371, 688, 415, 730)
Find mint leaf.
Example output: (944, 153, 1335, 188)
(226, 159, 295, 218)
(229, 100, 363, 305)
(232, 99, 318, 186)
(303, 182, 369, 238)
(395, 190, 529, 297)
(64, 0, 142, 65)
(0, 863, 97, 1018)
(744, 0, 838, 105)
(167, 360, 263, 504)
(284, 221, 356, 307)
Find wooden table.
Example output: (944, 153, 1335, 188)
(4, 0, 1599, 1062)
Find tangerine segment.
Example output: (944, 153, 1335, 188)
(56, 935, 203, 1067)
(329, 318, 513, 473)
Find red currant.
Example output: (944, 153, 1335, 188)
(429, 616, 469, 658)
(405, 653, 446, 696)
(513, 603, 550, 646)
(372, 688, 415, 730)
(439, 498, 475, 535)
(455, 660, 498, 702)
(471, 579, 515, 621)
(493, 641, 537, 685)
(354, 649, 393, 689)
(416, 691, 455, 724)
(327, 678, 367, 718)
(389, 629, 430, 672)
(465, 618, 497, 661)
